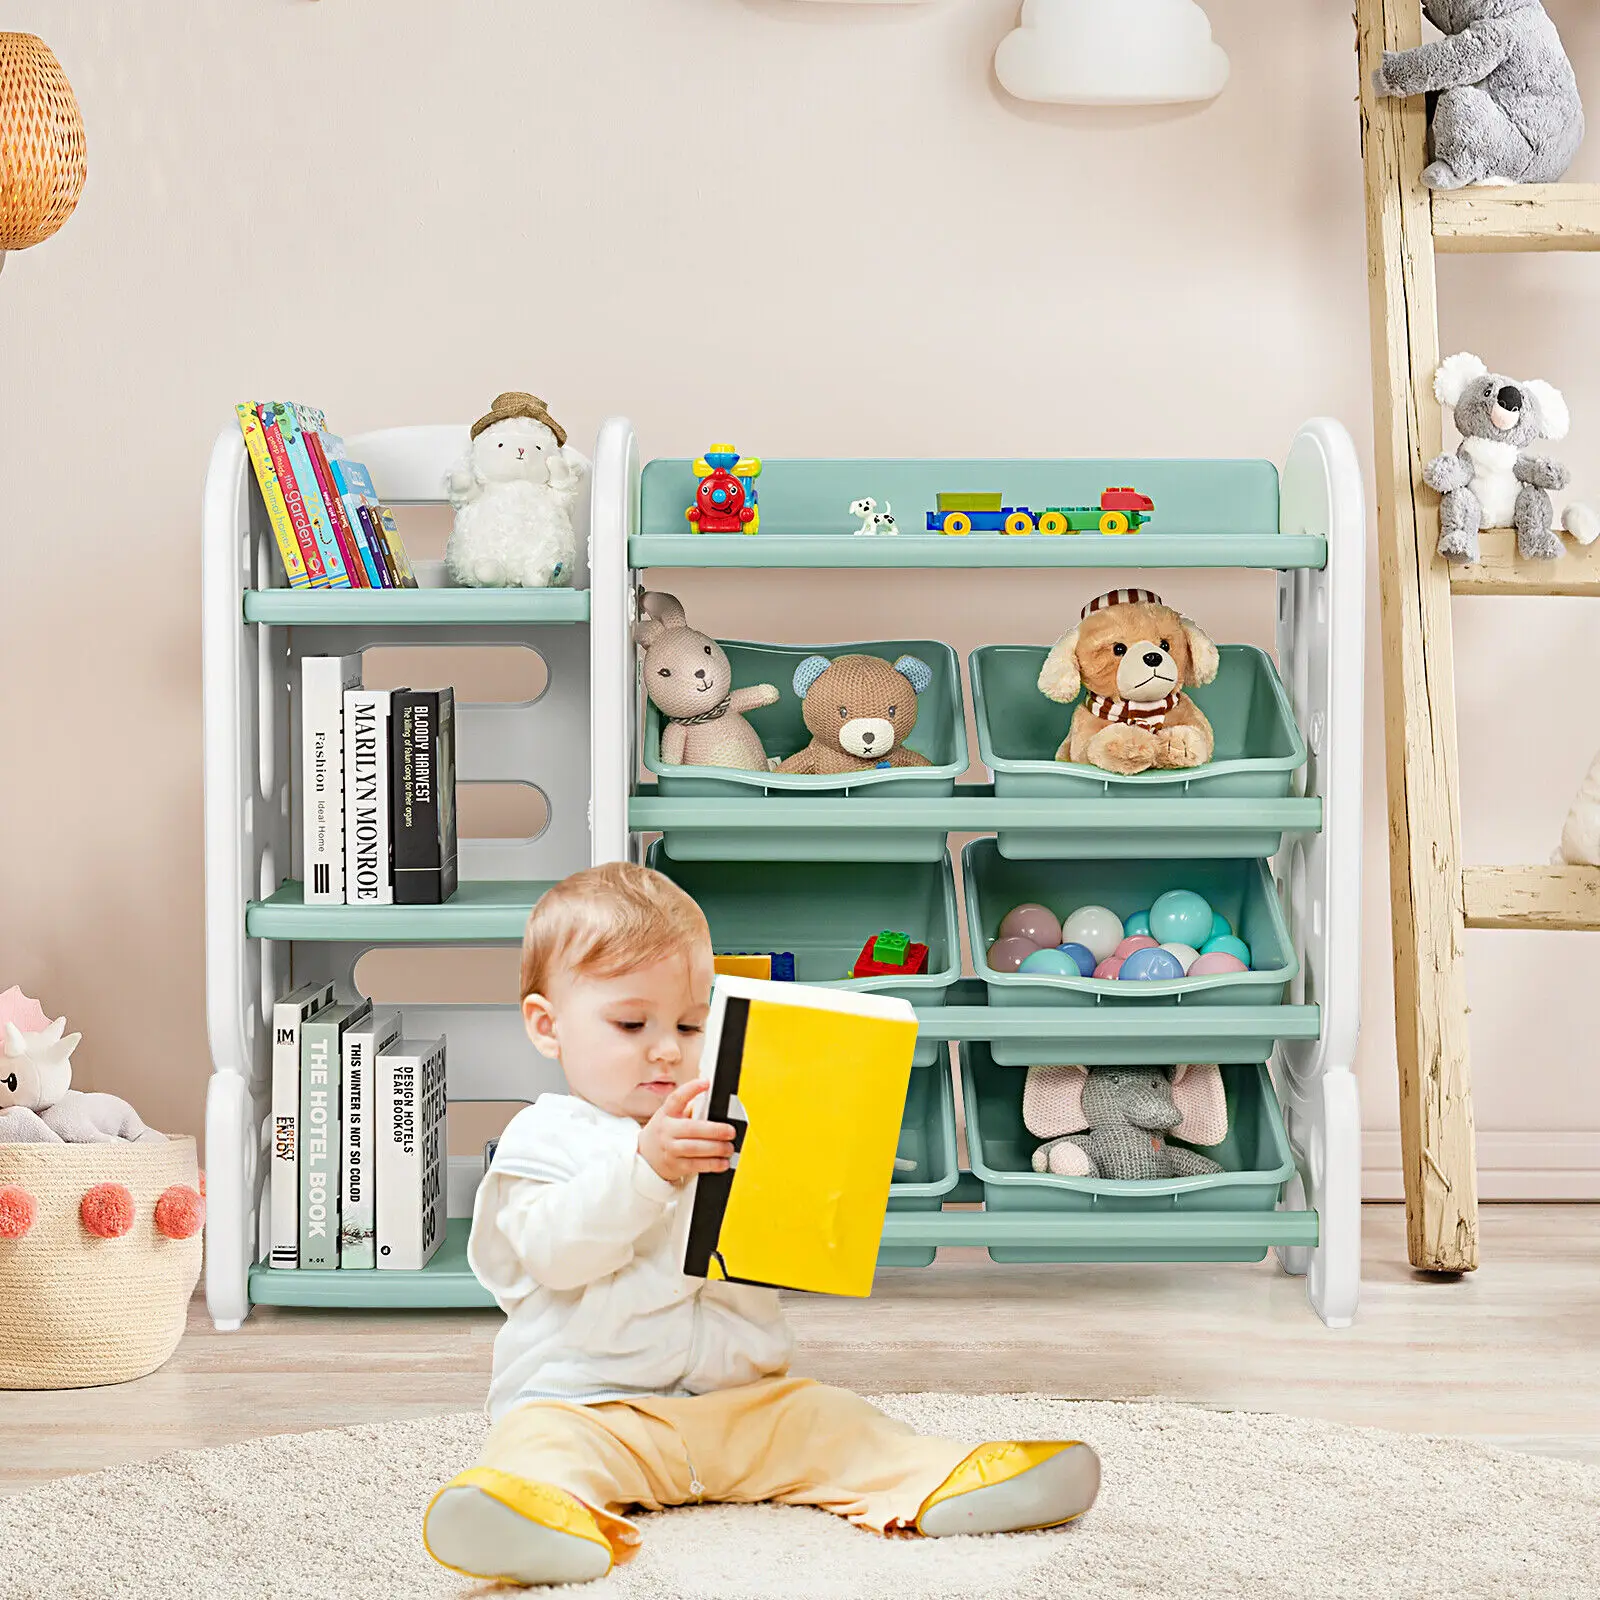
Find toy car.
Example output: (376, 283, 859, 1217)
(926, 486, 1153, 535)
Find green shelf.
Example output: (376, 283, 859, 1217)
(249, 1219, 493, 1308)
(242, 587, 590, 624)
(876, 1208, 1318, 1252)
(247, 880, 553, 941)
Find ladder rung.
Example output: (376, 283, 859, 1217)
(1450, 532, 1600, 597)
(1433, 184, 1600, 253)
(1463, 866, 1600, 930)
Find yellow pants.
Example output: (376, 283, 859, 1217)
(478, 1376, 972, 1563)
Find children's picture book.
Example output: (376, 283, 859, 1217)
(391, 689, 458, 905)
(237, 403, 313, 589)
(341, 1006, 402, 1268)
(372, 503, 418, 587)
(323, 446, 390, 587)
(268, 401, 352, 589)
(677, 976, 919, 1298)
(301, 654, 363, 903)
(375, 1034, 448, 1271)
(343, 687, 393, 905)
(299, 999, 372, 1270)
(256, 403, 328, 586)
(269, 978, 336, 1268)
(294, 405, 371, 588)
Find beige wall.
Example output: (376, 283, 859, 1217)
(3, 0, 1598, 1194)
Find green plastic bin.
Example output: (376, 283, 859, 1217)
(644, 638, 966, 861)
(881, 1048, 960, 1268)
(646, 844, 960, 1066)
(960, 1044, 1296, 1263)
(970, 644, 1306, 859)
(963, 840, 1299, 1066)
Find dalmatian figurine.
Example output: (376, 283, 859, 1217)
(849, 497, 900, 537)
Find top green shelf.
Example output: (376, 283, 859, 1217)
(242, 587, 590, 624)
(634, 456, 1324, 571)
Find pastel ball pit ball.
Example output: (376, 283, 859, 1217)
(1061, 906, 1124, 963)
(1149, 890, 1214, 948)
(1019, 947, 1077, 977)
(1124, 910, 1151, 938)
(1000, 903, 1062, 950)
(1119, 945, 1186, 982)
(1201, 934, 1252, 966)
(1210, 911, 1232, 941)
(1093, 956, 1124, 980)
(1113, 935, 1158, 961)
(1161, 942, 1200, 973)
(986, 936, 1039, 974)
(1189, 951, 1248, 976)
(1056, 942, 1097, 977)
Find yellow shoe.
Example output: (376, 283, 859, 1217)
(915, 1440, 1101, 1537)
(423, 1468, 614, 1586)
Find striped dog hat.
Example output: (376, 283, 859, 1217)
(1081, 587, 1163, 620)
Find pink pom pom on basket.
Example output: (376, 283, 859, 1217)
(154, 1185, 204, 1240)
(80, 1182, 135, 1238)
(0, 1185, 36, 1239)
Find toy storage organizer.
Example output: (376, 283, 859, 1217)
(202, 419, 1364, 1329)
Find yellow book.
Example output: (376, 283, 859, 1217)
(678, 976, 918, 1297)
(235, 403, 312, 588)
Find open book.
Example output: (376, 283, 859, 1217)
(677, 975, 919, 1298)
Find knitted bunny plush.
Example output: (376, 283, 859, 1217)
(634, 592, 778, 770)
(776, 653, 934, 775)
(1024, 1063, 1227, 1180)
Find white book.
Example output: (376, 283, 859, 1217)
(340, 1007, 402, 1268)
(301, 653, 362, 904)
(268, 978, 336, 1269)
(342, 688, 393, 905)
(375, 1035, 447, 1271)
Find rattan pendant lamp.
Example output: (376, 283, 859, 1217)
(0, 33, 86, 276)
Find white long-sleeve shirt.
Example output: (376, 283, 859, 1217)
(468, 1092, 795, 1423)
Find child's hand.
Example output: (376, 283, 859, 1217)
(639, 1079, 736, 1184)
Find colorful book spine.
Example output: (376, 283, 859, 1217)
(343, 687, 393, 905)
(236, 404, 311, 588)
(340, 1006, 402, 1269)
(375, 1034, 448, 1271)
(373, 505, 418, 587)
(270, 402, 351, 588)
(269, 978, 336, 1268)
(299, 1000, 372, 1270)
(316, 433, 386, 586)
(301, 654, 363, 903)
(391, 689, 458, 905)
(327, 454, 397, 588)
(295, 410, 372, 587)
(259, 404, 329, 586)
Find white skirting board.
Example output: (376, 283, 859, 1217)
(1363, 1132, 1600, 1202)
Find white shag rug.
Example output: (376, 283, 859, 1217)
(3, 1395, 1596, 1600)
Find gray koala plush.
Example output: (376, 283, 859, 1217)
(1427, 352, 1575, 562)
(1372, 0, 1583, 190)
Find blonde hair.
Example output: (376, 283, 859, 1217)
(520, 861, 710, 1001)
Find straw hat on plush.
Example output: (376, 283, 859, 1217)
(470, 391, 566, 447)
(0, 34, 87, 267)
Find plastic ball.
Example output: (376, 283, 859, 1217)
(1093, 956, 1124, 980)
(1124, 910, 1152, 938)
(1113, 934, 1158, 961)
(1019, 947, 1078, 977)
(155, 1184, 205, 1241)
(1061, 905, 1124, 963)
(987, 935, 1041, 974)
(1119, 945, 1186, 982)
(1056, 942, 1097, 977)
(1200, 934, 1252, 967)
(999, 902, 1062, 950)
(1210, 911, 1233, 942)
(0, 1185, 36, 1240)
(1149, 889, 1214, 948)
(1189, 951, 1249, 976)
(1160, 943, 1201, 973)
(81, 1182, 135, 1239)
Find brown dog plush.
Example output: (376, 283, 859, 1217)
(777, 652, 934, 775)
(1036, 588, 1219, 774)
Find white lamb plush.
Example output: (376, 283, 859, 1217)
(445, 392, 587, 589)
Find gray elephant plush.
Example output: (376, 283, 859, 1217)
(1428, 352, 1583, 563)
(1023, 1064, 1227, 1180)
(1372, 1, 1583, 190)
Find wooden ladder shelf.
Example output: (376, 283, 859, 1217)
(1358, 2, 1600, 1272)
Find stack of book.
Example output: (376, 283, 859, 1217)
(270, 983, 448, 1271)
(237, 401, 419, 590)
(302, 657, 458, 905)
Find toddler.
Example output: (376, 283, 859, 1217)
(423, 862, 1099, 1588)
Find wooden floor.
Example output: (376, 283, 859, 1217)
(4, 1204, 1597, 1497)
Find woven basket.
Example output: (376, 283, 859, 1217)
(0, 33, 88, 252)
(0, 1137, 202, 1389)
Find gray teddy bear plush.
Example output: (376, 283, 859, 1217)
(1372, 0, 1583, 190)
(1427, 352, 1579, 562)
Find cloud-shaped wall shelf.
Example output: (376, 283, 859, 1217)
(995, 0, 1230, 106)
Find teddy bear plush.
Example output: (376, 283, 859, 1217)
(1372, 1, 1584, 190)
(634, 592, 778, 770)
(776, 653, 934, 775)
(1024, 1063, 1228, 1181)
(1426, 352, 1589, 563)
(1036, 588, 1219, 775)
(444, 392, 587, 589)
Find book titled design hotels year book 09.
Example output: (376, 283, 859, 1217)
(299, 1000, 371, 1270)
(269, 979, 335, 1269)
(301, 654, 362, 904)
(375, 1034, 447, 1271)
(340, 1007, 402, 1269)
(391, 689, 458, 905)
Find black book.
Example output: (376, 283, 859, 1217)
(390, 688, 458, 905)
